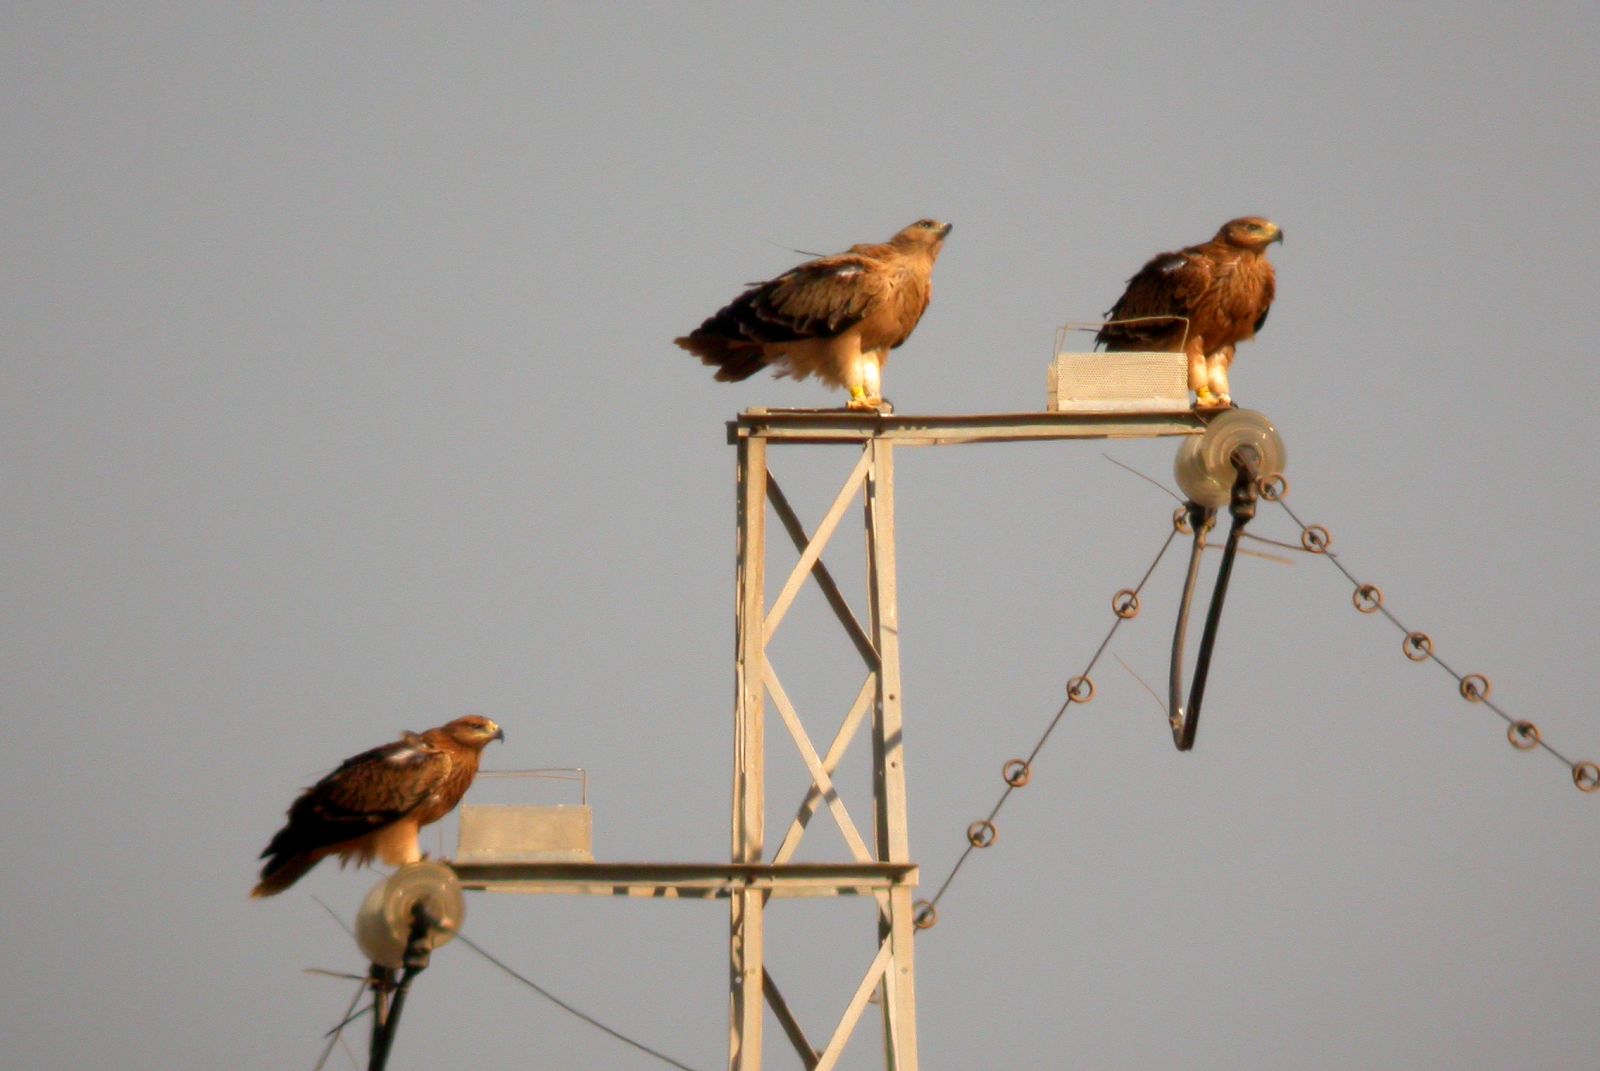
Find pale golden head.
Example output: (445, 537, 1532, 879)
(890, 218, 954, 252)
(441, 715, 504, 749)
(1215, 216, 1283, 251)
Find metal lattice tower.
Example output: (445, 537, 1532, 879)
(455, 407, 1204, 1071)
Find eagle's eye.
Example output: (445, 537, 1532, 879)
(916, 219, 936, 229)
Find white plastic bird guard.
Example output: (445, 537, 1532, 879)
(1049, 323, 1190, 413)
(455, 769, 594, 864)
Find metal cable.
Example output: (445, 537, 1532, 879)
(1101, 452, 1184, 503)
(312, 980, 368, 1071)
(1272, 496, 1593, 782)
(307, 896, 368, 1071)
(1240, 530, 1318, 555)
(306, 897, 705, 1071)
(918, 524, 1180, 921)
(453, 929, 708, 1071)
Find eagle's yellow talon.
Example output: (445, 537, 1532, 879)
(847, 385, 890, 411)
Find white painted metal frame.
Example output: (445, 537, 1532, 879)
(725, 409, 1204, 1071)
(454, 409, 1207, 1071)
(730, 429, 918, 1071)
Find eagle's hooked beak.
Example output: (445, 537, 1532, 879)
(938, 222, 954, 238)
(1270, 226, 1285, 245)
(492, 725, 505, 743)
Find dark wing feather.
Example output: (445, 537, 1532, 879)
(1095, 252, 1215, 351)
(258, 738, 448, 865)
(700, 253, 887, 343)
(675, 248, 896, 381)
(755, 254, 889, 337)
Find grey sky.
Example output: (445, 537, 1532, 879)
(4, 3, 1597, 1069)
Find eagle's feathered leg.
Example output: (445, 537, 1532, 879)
(372, 820, 423, 866)
(859, 351, 886, 410)
(1186, 338, 1221, 407)
(844, 343, 884, 411)
(1207, 346, 1235, 406)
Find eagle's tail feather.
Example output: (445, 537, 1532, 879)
(251, 851, 320, 898)
(675, 334, 768, 382)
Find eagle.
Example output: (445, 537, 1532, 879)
(1095, 217, 1283, 407)
(252, 715, 504, 897)
(675, 219, 953, 410)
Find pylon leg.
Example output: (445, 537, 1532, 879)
(731, 435, 767, 1070)
(866, 439, 918, 1071)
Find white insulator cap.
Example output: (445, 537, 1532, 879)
(1174, 409, 1285, 508)
(355, 860, 466, 968)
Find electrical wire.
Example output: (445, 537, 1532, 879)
(452, 929, 709, 1071)
(1240, 530, 1318, 555)
(296, 472, 1589, 1071)
(312, 980, 368, 1071)
(922, 466, 1600, 929)
(1095, 455, 1589, 785)
(1114, 652, 1167, 714)
(1271, 495, 1595, 785)
(307, 897, 369, 1071)
(1100, 453, 1293, 565)
(305, 894, 705, 1071)
(919, 522, 1179, 919)
(1101, 452, 1183, 503)
(1103, 450, 1589, 782)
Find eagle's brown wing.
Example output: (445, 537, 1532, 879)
(758, 253, 894, 337)
(252, 736, 450, 897)
(1095, 251, 1216, 352)
(675, 252, 891, 381)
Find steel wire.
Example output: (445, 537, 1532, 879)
(919, 524, 1179, 922)
(307, 898, 707, 1071)
(1272, 498, 1588, 777)
(453, 929, 708, 1071)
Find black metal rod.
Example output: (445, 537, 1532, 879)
(370, 969, 419, 1071)
(1169, 505, 1213, 746)
(1178, 518, 1245, 750)
(368, 906, 435, 1071)
(1170, 451, 1259, 751)
(367, 963, 393, 1065)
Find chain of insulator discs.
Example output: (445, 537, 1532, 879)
(913, 521, 1183, 931)
(1258, 475, 1598, 793)
(913, 476, 1597, 933)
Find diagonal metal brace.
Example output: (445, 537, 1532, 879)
(765, 465, 880, 670)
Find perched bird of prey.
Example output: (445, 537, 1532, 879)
(675, 219, 953, 410)
(1096, 217, 1283, 407)
(252, 715, 504, 897)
